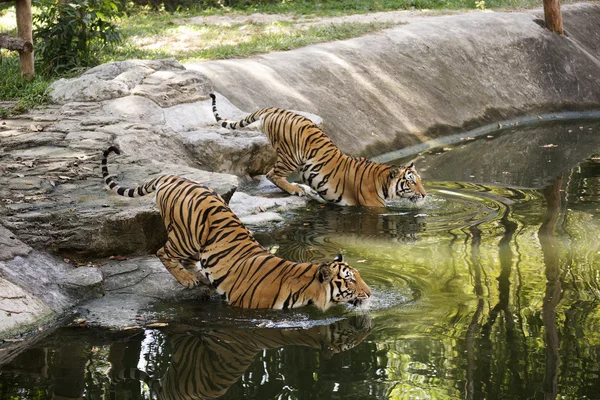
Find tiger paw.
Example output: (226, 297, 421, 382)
(176, 270, 199, 289)
(291, 183, 324, 202)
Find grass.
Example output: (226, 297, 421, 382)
(0, 54, 51, 118)
(103, 19, 397, 62)
(0, 0, 567, 115)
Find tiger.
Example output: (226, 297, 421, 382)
(209, 93, 427, 207)
(111, 315, 372, 400)
(101, 146, 371, 310)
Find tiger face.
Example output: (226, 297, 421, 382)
(318, 254, 371, 308)
(388, 162, 427, 203)
(321, 314, 373, 358)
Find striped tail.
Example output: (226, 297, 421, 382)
(102, 146, 160, 198)
(209, 93, 260, 130)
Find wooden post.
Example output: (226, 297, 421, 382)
(543, 0, 564, 35)
(15, 0, 34, 80)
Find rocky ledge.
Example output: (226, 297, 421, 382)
(0, 59, 316, 343)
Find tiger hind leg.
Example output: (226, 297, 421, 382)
(156, 246, 199, 289)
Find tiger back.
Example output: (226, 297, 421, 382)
(209, 94, 426, 207)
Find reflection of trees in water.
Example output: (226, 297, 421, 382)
(459, 173, 600, 399)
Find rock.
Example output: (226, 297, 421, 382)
(0, 226, 31, 261)
(82, 59, 184, 80)
(229, 191, 307, 217)
(79, 256, 211, 329)
(49, 76, 130, 104)
(0, 279, 55, 340)
(102, 96, 166, 125)
(239, 212, 284, 225)
(164, 95, 248, 133)
(186, 4, 600, 158)
(184, 129, 276, 176)
(61, 267, 104, 298)
(131, 69, 214, 107)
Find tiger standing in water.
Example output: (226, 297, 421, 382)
(210, 93, 427, 207)
(101, 146, 370, 310)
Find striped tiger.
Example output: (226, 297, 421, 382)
(111, 316, 371, 400)
(101, 146, 370, 310)
(210, 94, 426, 207)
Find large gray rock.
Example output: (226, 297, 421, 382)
(185, 128, 275, 176)
(77, 256, 211, 330)
(48, 76, 130, 104)
(131, 69, 214, 107)
(0, 226, 102, 340)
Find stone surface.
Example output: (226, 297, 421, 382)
(229, 191, 307, 217)
(186, 4, 600, 158)
(0, 279, 55, 340)
(239, 211, 285, 225)
(49, 76, 130, 104)
(131, 69, 214, 107)
(77, 256, 211, 330)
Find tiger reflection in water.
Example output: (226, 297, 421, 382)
(111, 315, 371, 400)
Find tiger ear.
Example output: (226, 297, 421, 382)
(389, 167, 401, 179)
(406, 162, 415, 170)
(333, 253, 343, 262)
(220, 186, 237, 205)
(318, 264, 334, 284)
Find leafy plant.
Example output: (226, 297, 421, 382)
(33, 0, 124, 75)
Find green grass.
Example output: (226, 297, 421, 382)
(138, 0, 544, 17)
(0, 54, 51, 118)
(103, 19, 397, 62)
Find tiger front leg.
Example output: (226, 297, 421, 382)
(266, 161, 319, 199)
(181, 258, 211, 286)
(157, 247, 199, 289)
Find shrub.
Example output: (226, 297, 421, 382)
(33, 0, 124, 75)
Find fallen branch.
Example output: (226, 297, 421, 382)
(0, 34, 33, 53)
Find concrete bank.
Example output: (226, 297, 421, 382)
(187, 3, 600, 157)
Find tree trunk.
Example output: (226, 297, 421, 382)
(15, 0, 34, 80)
(543, 0, 564, 35)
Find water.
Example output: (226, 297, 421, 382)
(2, 120, 600, 399)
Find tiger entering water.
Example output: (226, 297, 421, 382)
(210, 93, 427, 207)
(101, 146, 370, 310)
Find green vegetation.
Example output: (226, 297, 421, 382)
(131, 0, 542, 16)
(0, 55, 51, 118)
(104, 19, 396, 62)
(34, 0, 124, 75)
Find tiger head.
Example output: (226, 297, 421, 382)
(387, 162, 427, 203)
(317, 254, 371, 309)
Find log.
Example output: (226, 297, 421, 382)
(15, 0, 34, 80)
(0, 34, 33, 53)
(543, 0, 564, 35)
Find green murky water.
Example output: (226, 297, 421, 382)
(2, 120, 600, 399)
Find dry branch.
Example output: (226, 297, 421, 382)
(0, 34, 33, 53)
